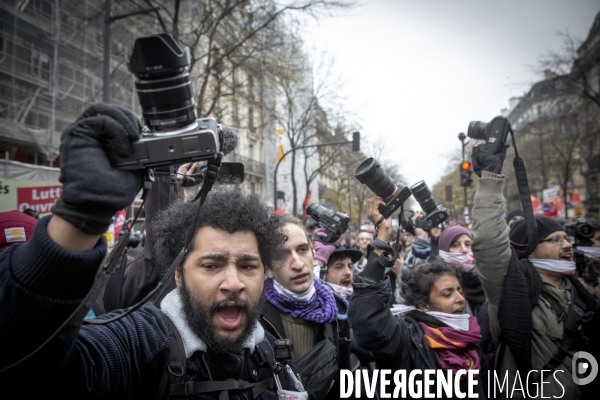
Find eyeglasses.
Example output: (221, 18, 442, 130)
(539, 235, 573, 245)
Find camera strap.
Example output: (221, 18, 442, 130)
(510, 130, 538, 256)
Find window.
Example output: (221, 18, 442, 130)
(31, 46, 51, 80)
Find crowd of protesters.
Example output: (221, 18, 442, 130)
(1, 103, 600, 400)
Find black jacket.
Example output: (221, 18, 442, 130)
(349, 276, 488, 400)
(259, 293, 355, 400)
(0, 216, 296, 399)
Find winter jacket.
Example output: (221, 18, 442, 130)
(471, 171, 598, 400)
(0, 216, 297, 399)
(349, 275, 488, 399)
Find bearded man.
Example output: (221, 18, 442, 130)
(0, 104, 302, 399)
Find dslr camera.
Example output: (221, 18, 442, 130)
(564, 218, 596, 247)
(467, 116, 512, 155)
(355, 157, 412, 219)
(305, 203, 350, 244)
(410, 181, 449, 231)
(115, 34, 231, 170)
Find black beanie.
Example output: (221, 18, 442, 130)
(509, 216, 565, 259)
(505, 209, 524, 222)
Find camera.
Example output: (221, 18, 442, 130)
(467, 116, 512, 155)
(115, 33, 226, 170)
(355, 157, 412, 219)
(305, 203, 350, 244)
(564, 218, 596, 247)
(180, 161, 245, 187)
(410, 181, 449, 231)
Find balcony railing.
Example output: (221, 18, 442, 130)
(226, 152, 266, 177)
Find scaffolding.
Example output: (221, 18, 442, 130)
(0, 0, 150, 165)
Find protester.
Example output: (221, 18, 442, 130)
(259, 215, 350, 400)
(0, 104, 304, 398)
(471, 140, 599, 399)
(349, 198, 488, 397)
(0, 209, 38, 254)
(437, 226, 485, 318)
(353, 230, 373, 273)
(321, 246, 377, 392)
(429, 223, 444, 256)
(505, 208, 524, 228)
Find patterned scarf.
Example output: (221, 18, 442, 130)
(411, 311, 481, 388)
(263, 278, 337, 323)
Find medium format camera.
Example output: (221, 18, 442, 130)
(467, 116, 512, 155)
(410, 181, 449, 231)
(306, 203, 350, 244)
(565, 218, 596, 247)
(355, 157, 412, 219)
(115, 33, 226, 170)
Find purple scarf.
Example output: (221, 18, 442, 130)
(264, 278, 337, 323)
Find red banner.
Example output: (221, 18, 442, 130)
(17, 185, 62, 215)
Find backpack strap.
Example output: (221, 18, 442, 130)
(155, 315, 187, 400)
(103, 247, 128, 313)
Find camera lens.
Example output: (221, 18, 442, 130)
(410, 181, 436, 214)
(128, 34, 197, 133)
(306, 203, 327, 221)
(355, 157, 398, 201)
(577, 221, 595, 238)
(467, 121, 488, 140)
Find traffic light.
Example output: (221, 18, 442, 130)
(460, 161, 473, 187)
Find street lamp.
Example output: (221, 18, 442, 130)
(103, 0, 161, 104)
(273, 132, 360, 211)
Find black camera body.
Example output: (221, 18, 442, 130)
(410, 181, 449, 231)
(306, 203, 350, 244)
(115, 33, 224, 171)
(355, 157, 412, 219)
(181, 161, 245, 187)
(467, 116, 512, 155)
(565, 218, 596, 247)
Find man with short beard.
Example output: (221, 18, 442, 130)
(0, 104, 303, 399)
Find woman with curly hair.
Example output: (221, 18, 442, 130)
(349, 197, 488, 399)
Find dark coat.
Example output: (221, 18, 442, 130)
(349, 276, 488, 400)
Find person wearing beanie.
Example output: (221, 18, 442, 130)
(471, 140, 599, 399)
(437, 226, 486, 319)
(0, 210, 38, 254)
(505, 208, 524, 228)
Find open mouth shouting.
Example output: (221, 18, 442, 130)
(216, 302, 246, 330)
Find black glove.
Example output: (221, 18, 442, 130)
(471, 144, 508, 177)
(52, 104, 144, 234)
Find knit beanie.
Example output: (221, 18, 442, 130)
(438, 226, 472, 252)
(509, 216, 564, 259)
(0, 210, 38, 246)
(505, 209, 525, 223)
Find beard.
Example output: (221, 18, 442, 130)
(179, 277, 264, 354)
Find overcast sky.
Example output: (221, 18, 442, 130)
(301, 0, 600, 189)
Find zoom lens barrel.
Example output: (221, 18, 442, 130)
(355, 157, 398, 201)
(128, 34, 197, 133)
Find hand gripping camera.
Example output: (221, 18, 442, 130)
(305, 203, 350, 244)
(115, 34, 234, 170)
(467, 116, 512, 155)
(410, 181, 449, 231)
(355, 157, 412, 219)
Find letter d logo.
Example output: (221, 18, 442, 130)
(572, 351, 598, 385)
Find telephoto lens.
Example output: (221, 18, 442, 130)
(410, 181, 436, 214)
(128, 33, 197, 133)
(306, 203, 328, 221)
(355, 157, 398, 201)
